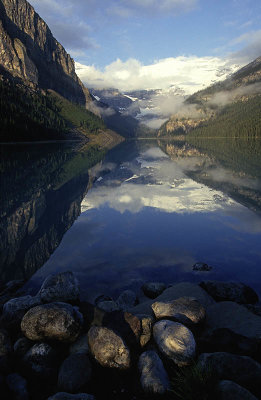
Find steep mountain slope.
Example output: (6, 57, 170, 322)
(158, 56, 261, 138)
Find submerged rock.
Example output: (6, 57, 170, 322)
(58, 353, 92, 393)
(142, 282, 166, 299)
(97, 301, 120, 313)
(152, 296, 206, 326)
(193, 262, 212, 271)
(14, 338, 33, 358)
(2, 295, 42, 326)
(0, 329, 12, 356)
(138, 350, 170, 395)
(69, 334, 89, 355)
(21, 302, 82, 343)
(199, 281, 258, 304)
(217, 380, 258, 400)
(88, 326, 130, 369)
(153, 320, 196, 366)
(198, 352, 261, 395)
(38, 271, 80, 304)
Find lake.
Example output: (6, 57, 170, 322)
(1, 138, 261, 302)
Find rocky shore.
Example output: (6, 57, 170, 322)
(0, 271, 261, 400)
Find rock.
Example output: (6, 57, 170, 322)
(0, 329, 12, 356)
(193, 262, 212, 271)
(88, 326, 130, 369)
(136, 314, 153, 347)
(14, 338, 33, 358)
(197, 352, 261, 395)
(138, 350, 170, 395)
(58, 353, 92, 393)
(6, 373, 29, 400)
(21, 302, 82, 343)
(198, 328, 260, 360)
(152, 296, 206, 326)
(205, 301, 261, 339)
(94, 295, 112, 306)
(200, 281, 258, 304)
(23, 343, 58, 379)
(142, 282, 166, 299)
(38, 271, 80, 304)
(117, 290, 137, 311)
(153, 320, 196, 366)
(2, 295, 42, 326)
(129, 282, 214, 316)
(48, 393, 95, 400)
(244, 304, 261, 317)
(217, 380, 258, 400)
(97, 301, 120, 313)
(69, 334, 89, 355)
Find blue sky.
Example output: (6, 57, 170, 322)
(30, 0, 261, 92)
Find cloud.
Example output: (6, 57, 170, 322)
(76, 56, 240, 93)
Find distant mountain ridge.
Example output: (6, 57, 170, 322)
(158, 56, 261, 138)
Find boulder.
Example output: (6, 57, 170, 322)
(135, 314, 153, 347)
(198, 328, 260, 360)
(58, 353, 92, 393)
(13, 338, 33, 358)
(0, 329, 12, 356)
(217, 380, 258, 400)
(21, 303, 82, 343)
(117, 290, 137, 311)
(205, 301, 261, 339)
(153, 320, 196, 366)
(94, 295, 112, 306)
(193, 262, 212, 271)
(23, 343, 58, 379)
(152, 296, 206, 326)
(198, 352, 261, 395)
(2, 295, 42, 327)
(200, 281, 258, 304)
(138, 350, 170, 395)
(97, 301, 120, 313)
(6, 373, 29, 400)
(69, 334, 89, 355)
(129, 282, 214, 316)
(142, 282, 166, 299)
(48, 394, 94, 400)
(38, 271, 80, 304)
(88, 326, 130, 369)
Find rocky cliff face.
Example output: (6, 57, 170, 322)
(0, 0, 91, 105)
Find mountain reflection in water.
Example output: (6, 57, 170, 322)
(14, 138, 261, 302)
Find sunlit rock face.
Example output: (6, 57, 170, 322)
(0, 0, 91, 104)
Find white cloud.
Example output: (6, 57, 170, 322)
(76, 56, 240, 93)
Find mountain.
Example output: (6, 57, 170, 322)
(158, 56, 261, 138)
(90, 88, 140, 117)
(0, 0, 125, 143)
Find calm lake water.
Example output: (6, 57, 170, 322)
(1, 138, 261, 302)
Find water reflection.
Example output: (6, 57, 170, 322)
(23, 139, 261, 301)
(0, 143, 102, 283)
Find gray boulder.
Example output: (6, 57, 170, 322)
(205, 301, 261, 339)
(198, 352, 261, 395)
(21, 302, 82, 343)
(58, 353, 92, 393)
(6, 373, 29, 400)
(153, 320, 196, 366)
(138, 350, 170, 395)
(130, 282, 214, 316)
(23, 343, 58, 379)
(200, 281, 258, 304)
(88, 326, 130, 369)
(152, 296, 206, 326)
(2, 295, 41, 325)
(48, 394, 94, 400)
(142, 282, 166, 299)
(117, 290, 137, 311)
(69, 334, 89, 355)
(217, 380, 258, 400)
(38, 271, 80, 304)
